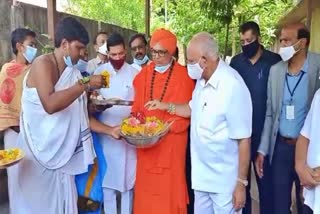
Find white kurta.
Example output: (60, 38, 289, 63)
(131, 63, 142, 72)
(300, 89, 320, 214)
(190, 59, 252, 194)
(8, 67, 95, 214)
(94, 62, 138, 192)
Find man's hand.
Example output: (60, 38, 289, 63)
(144, 100, 168, 111)
(89, 75, 106, 89)
(296, 164, 320, 189)
(232, 183, 246, 211)
(88, 102, 113, 114)
(109, 126, 121, 140)
(255, 153, 265, 178)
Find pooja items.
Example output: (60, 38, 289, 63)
(120, 112, 173, 148)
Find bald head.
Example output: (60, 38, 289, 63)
(188, 32, 219, 59)
(186, 32, 220, 81)
(280, 22, 310, 49)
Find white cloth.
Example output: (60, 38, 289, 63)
(103, 188, 133, 214)
(194, 190, 241, 214)
(4, 128, 19, 214)
(94, 62, 138, 192)
(300, 89, 320, 214)
(8, 66, 95, 214)
(131, 63, 142, 72)
(87, 56, 104, 75)
(189, 59, 252, 194)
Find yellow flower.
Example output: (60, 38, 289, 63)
(101, 70, 110, 88)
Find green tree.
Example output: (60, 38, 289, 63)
(64, 0, 294, 56)
(65, 0, 145, 32)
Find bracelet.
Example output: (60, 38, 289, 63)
(237, 178, 248, 187)
(167, 103, 176, 115)
(78, 79, 90, 91)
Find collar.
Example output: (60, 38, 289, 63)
(287, 54, 309, 76)
(200, 58, 225, 89)
(95, 55, 105, 65)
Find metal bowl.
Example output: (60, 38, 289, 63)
(120, 124, 172, 149)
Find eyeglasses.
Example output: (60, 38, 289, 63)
(150, 49, 168, 57)
(131, 45, 146, 52)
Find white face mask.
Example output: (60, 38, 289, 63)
(279, 40, 301, 61)
(155, 60, 172, 73)
(187, 60, 204, 80)
(98, 42, 108, 55)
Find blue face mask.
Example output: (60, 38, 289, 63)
(76, 59, 88, 72)
(133, 55, 149, 66)
(23, 45, 37, 63)
(63, 55, 75, 67)
(154, 60, 172, 73)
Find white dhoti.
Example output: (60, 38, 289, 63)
(103, 188, 133, 214)
(4, 128, 19, 214)
(194, 190, 241, 214)
(8, 67, 95, 214)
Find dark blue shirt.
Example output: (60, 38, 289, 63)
(230, 48, 281, 143)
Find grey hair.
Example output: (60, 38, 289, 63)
(190, 32, 219, 59)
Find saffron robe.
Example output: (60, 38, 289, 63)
(132, 61, 195, 214)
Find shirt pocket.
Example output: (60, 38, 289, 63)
(198, 106, 226, 144)
(122, 82, 134, 100)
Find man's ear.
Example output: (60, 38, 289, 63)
(16, 42, 24, 54)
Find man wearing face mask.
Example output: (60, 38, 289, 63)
(255, 23, 320, 214)
(132, 28, 195, 214)
(129, 33, 150, 71)
(8, 17, 108, 214)
(93, 32, 138, 214)
(146, 32, 252, 214)
(0, 28, 36, 213)
(229, 21, 281, 214)
(87, 31, 108, 75)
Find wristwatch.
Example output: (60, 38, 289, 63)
(237, 178, 248, 187)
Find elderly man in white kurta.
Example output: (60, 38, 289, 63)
(296, 89, 320, 214)
(145, 32, 252, 214)
(94, 32, 138, 214)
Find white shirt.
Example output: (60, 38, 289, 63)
(94, 62, 138, 192)
(88, 56, 105, 75)
(190, 59, 252, 194)
(300, 89, 320, 213)
(131, 63, 142, 71)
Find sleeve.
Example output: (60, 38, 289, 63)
(226, 80, 252, 139)
(166, 74, 195, 134)
(300, 90, 320, 139)
(131, 68, 147, 113)
(258, 66, 274, 156)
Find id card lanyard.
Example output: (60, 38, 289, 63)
(285, 71, 305, 120)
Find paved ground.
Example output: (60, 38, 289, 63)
(0, 167, 299, 214)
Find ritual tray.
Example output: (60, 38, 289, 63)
(91, 98, 133, 106)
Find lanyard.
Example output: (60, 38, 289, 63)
(285, 71, 305, 103)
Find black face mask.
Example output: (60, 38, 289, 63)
(242, 39, 260, 59)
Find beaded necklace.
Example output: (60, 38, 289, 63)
(149, 61, 175, 102)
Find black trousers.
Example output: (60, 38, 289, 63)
(271, 135, 303, 214)
(303, 205, 313, 214)
(243, 139, 273, 214)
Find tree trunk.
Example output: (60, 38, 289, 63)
(232, 26, 236, 56)
(224, 22, 230, 59)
